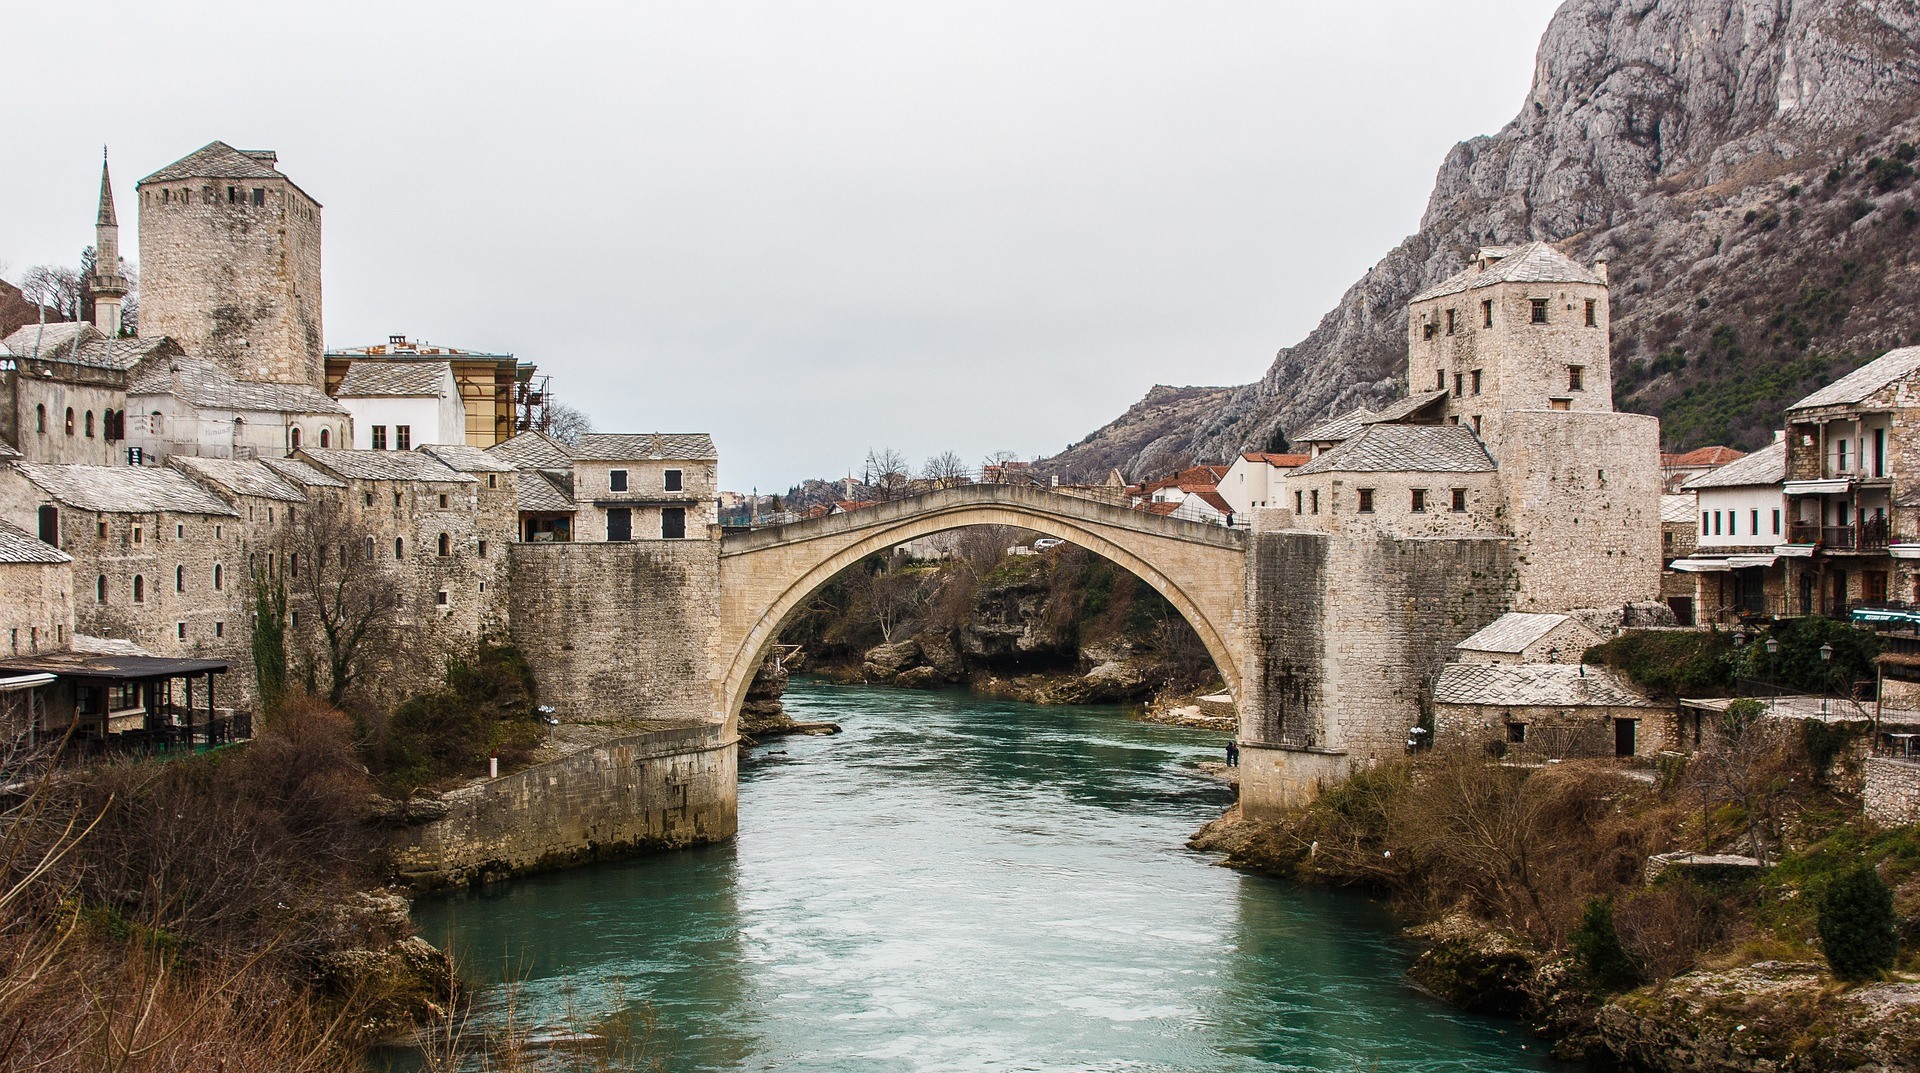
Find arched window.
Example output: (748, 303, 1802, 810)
(149, 411, 164, 435)
(319, 428, 330, 448)
(290, 426, 302, 449)
(64, 408, 74, 436)
(213, 564, 223, 590)
(101, 410, 116, 442)
(176, 565, 186, 592)
(34, 405, 45, 434)
(95, 575, 106, 602)
(131, 575, 144, 603)
(84, 411, 94, 438)
(437, 533, 450, 557)
(394, 537, 405, 559)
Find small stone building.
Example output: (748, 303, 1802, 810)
(0, 521, 73, 656)
(567, 433, 718, 542)
(333, 361, 465, 450)
(126, 355, 349, 461)
(1453, 611, 1603, 665)
(1433, 661, 1669, 759)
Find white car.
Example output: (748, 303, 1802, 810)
(1032, 538, 1066, 551)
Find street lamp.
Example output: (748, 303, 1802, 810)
(1820, 642, 1834, 662)
(1765, 637, 1780, 655)
(1820, 642, 1836, 717)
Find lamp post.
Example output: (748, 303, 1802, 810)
(1820, 642, 1835, 717)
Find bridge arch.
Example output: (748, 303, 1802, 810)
(714, 485, 1247, 733)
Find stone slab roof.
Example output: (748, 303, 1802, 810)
(2, 323, 177, 373)
(420, 443, 518, 473)
(1661, 493, 1698, 524)
(1292, 407, 1376, 444)
(1364, 389, 1450, 424)
(261, 457, 347, 488)
(334, 361, 452, 398)
(1456, 612, 1573, 654)
(140, 141, 282, 184)
(129, 356, 345, 414)
(0, 521, 70, 564)
(1788, 347, 1920, 412)
(297, 449, 473, 484)
(1410, 242, 1607, 303)
(1682, 439, 1786, 490)
(1292, 424, 1495, 476)
(517, 469, 575, 512)
(13, 463, 239, 516)
(1433, 662, 1661, 709)
(169, 457, 306, 502)
(571, 433, 717, 461)
(489, 431, 573, 469)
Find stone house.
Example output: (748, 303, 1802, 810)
(126, 355, 349, 461)
(1672, 438, 1789, 623)
(0, 521, 73, 657)
(0, 324, 172, 466)
(1283, 424, 1502, 538)
(1453, 611, 1604, 666)
(334, 361, 465, 451)
(1220, 452, 1310, 515)
(1433, 661, 1670, 759)
(1290, 408, 1375, 457)
(326, 336, 533, 448)
(487, 431, 577, 542)
(567, 433, 719, 542)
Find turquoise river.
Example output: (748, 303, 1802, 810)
(409, 679, 1567, 1071)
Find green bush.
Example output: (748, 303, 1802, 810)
(1585, 630, 1734, 698)
(1738, 619, 1881, 695)
(367, 643, 542, 794)
(1571, 895, 1642, 993)
(1817, 864, 1897, 980)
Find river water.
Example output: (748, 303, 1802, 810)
(411, 680, 1564, 1072)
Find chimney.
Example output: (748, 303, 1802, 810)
(1592, 255, 1610, 283)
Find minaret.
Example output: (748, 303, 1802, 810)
(90, 149, 130, 337)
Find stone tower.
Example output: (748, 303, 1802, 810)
(89, 151, 130, 338)
(135, 141, 324, 389)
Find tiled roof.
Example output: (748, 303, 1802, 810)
(297, 448, 473, 484)
(1409, 242, 1607, 303)
(419, 443, 518, 474)
(0, 440, 20, 461)
(1, 323, 177, 372)
(1292, 424, 1495, 476)
(1292, 407, 1376, 444)
(169, 457, 306, 502)
(1142, 501, 1182, 516)
(1788, 347, 1920, 412)
(1664, 445, 1744, 468)
(261, 457, 347, 488)
(1433, 662, 1661, 708)
(1188, 490, 1234, 515)
(1142, 464, 1230, 495)
(517, 469, 575, 512)
(1240, 452, 1311, 467)
(140, 141, 282, 184)
(1456, 612, 1575, 654)
(489, 432, 574, 469)
(333, 361, 452, 398)
(1364, 389, 1450, 424)
(128, 356, 345, 414)
(13, 462, 239, 516)
(0, 521, 70, 564)
(571, 433, 717, 461)
(1661, 493, 1699, 525)
(1682, 440, 1785, 490)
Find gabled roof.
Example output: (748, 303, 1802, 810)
(128, 355, 346, 414)
(333, 361, 453, 398)
(1, 323, 178, 373)
(0, 521, 70, 565)
(1456, 612, 1582, 655)
(1664, 445, 1744, 468)
(261, 456, 347, 489)
(1292, 407, 1376, 444)
(1364, 389, 1450, 425)
(1409, 242, 1607, 304)
(571, 433, 717, 462)
(1239, 452, 1311, 467)
(1788, 347, 1920, 413)
(1433, 662, 1660, 708)
(1186, 490, 1234, 516)
(297, 448, 473, 484)
(489, 431, 573, 469)
(1682, 440, 1786, 491)
(517, 469, 575, 513)
(1141, 464, 1230, 496)
(1661, 493, 1699, 525)
(13, 463, 239, 516)
(1291, 424, 1495, 476)
(169, 457, 307, 503)
(140, 141, 283, 184)
(420, 443, 518, 474)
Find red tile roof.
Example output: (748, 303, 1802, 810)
(1663, 445, 1745, 468)
(1240, 452, 1311, 467)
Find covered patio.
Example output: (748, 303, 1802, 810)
(0, 648, 242, 757)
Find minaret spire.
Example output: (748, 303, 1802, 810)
(90, 146, 129, 337)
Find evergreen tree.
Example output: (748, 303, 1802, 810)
(1571, 895, 1641, 992)
(1818, 864, 1897, 980)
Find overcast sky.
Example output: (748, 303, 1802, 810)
(6, 1, 1560, 492)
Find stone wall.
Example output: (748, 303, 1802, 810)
(1434, 700, 1672, 757)
(0, 559, 73, 656)
(1499, 410, 1662, 612)
(8, 372, 136, 466)
(390, 723, 738, 889)
(509, 540, 722, 721)
(1864, 756, 1920, 826)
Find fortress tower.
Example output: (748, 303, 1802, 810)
(88, 152, 130, 338)
(135, 141, 323, 390)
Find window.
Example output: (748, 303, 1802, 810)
(438, 493, 449, 508)
(435, 590, 449, 607)
(1445, 309, 1456, 335)
(395, 537, 405, 558)
(97, 520, 107, 540)
(371, 425, 387, 450)
(132, 526, 142, 545)
(289, 552, 298, 577)
(606, 508, 632, 542)
(1434, 370, 1445, 390)
(1310, 489, 1319, 514)
(34, 405, 44, 433)
(1585, 298, 1598, 327)
(132, 575, 144, 603)
(1752, 509, 1760, 535)
(664, 469, 684, 492)
(37, 505, 57, 547)
(1451, 488, 1467, 513)
(319, 428, 330, 448)
(214, 525, 221, 539)
(1548, 399, 1570, 412)
(64, 407, 74, 436)
(1357, 488, 1375, 514)
(1773, 509, 1781, 536)
(1567, 365, 1584, 391)
(395, 425, 411, 450)
(1838, 439, 1850, 472)
(176, 565, 186, 592)
(1453, 373, 1463, 396)
(1410, 488, 1427, 513)
(85, 411, 94, 438)
(393, 492, 402, 507)
(610, 469, 628, 492)
(1507, 722, 1527, 744)
(215, 622, 224, 638)
(1482, 299, 1493, 327)
(176, 524, 183, 538)
(1295, 490, 1303, 513)
(227, 185, 238, 203)
(291, 610, 300, 628)
(213, 564, 223, 590)
(364, 536, 375, 560)
(96, 575, 106, 602)
(364, 491, 374, 507)
(1423, 323, 1437, 340)
(1530, 298, 1549, 323)
(290, 426, 301, 449)
(1471, 415, 1482, 433)
(177, 622, 187, 640)
(662, 507, 687, 539)
(1470, 369, 1482, 395)
(437, 532, 451, 556)
(1701, 511, 1709, 532)
(251, 187, 265, 205)
(1713, 511, 1722, 536)
(478, 540, 488, 558)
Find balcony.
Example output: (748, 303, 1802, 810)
(1786, 517, 1891, 551)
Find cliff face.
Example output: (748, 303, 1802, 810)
(1046, 0, 1920, 481)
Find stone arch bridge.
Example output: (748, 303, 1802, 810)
(714, 484, 1249, 735)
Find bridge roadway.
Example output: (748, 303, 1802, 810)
(714, 484, 1249, 734)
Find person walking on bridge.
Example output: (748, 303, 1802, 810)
(1225, 741, 1239, 767)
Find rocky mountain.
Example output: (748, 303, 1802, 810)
(1044, 0, 1920, 482)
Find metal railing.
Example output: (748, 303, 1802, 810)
(1785, 518, 1893, 550)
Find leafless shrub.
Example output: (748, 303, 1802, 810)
(1614, 881, 1724, 982)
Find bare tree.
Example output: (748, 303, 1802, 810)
(921, 450, 970, 489)
(17, 265, 83, 321)
(1689, 698, 1790, 864)
(863, 447, 910, 501)
(542, 400, 593, 446)
(274, 496, 401, 707)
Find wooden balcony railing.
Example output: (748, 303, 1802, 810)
(1785, 518, 1892, 550)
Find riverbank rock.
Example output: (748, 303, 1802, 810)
(862, 639, 922, 680)
(894, 666, 945, 690)
(1186, 808, 1304, 876)
(1050, 660, 1152, 703)
(1405, 914, 1545, 1018)
(917, 630, 966, 680)
(1597, 961, 1920, 1073)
